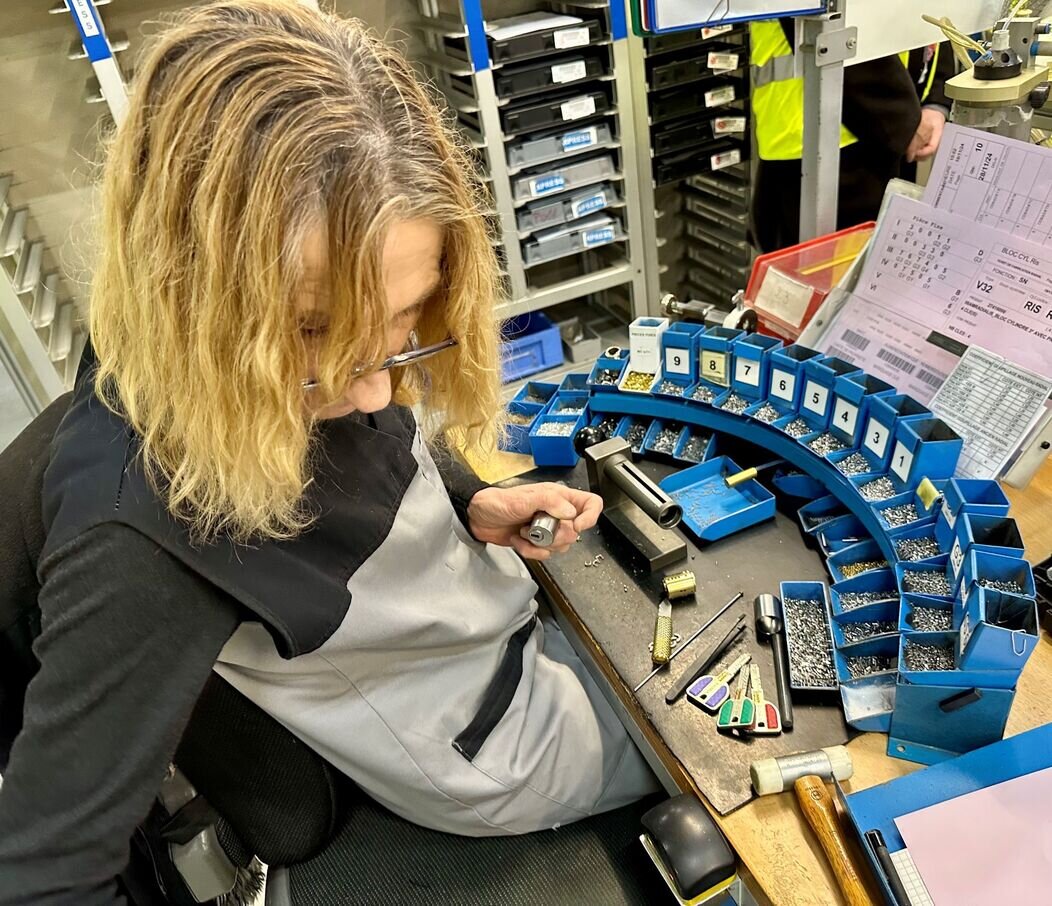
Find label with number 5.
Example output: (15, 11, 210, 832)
(864, 418, 890, 459)
(802, 381, 828, 417)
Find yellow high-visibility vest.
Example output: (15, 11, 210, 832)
(750, 20, 939, 161)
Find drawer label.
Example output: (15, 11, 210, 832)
(665, 347, 690, 376)
(571, 190, 608, 218)
(705, 85, 736, 107)
(711, 149, 741, 171)
(864, 417, 891, 460)
(700, 351, 729, 386)
(560, 95, 595, 121)
(562, 126, 598, 151)
(802, 380, 829, 417)
(891, 441, 914, 483)
(552, 60, 587, 84)
(832, 398, 859, 439)
(950, 537, 965, 576)
(702, 25, 733, 38)
(734, 357, 760, 386)
(714, 116, 746, 135)
(584, 226, 615, 247)
(770, 368, 795, 402)
(708, 52, 740, 71)
(554, 26, 590, 49)
(530, 174, 566, 196)
(942, 498, 957, 529)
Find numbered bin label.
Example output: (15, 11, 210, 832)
(734, 357, 760, 386)
(665, 347, 690, 376)
(700, 351, 728, 386)
(770, 368, 795, 402)
(890, 441, 914, 484)
(942, 498, 956, 530)
(832, 399, 859, 438)
(950, 538, 965, 577)
(802, 381, 828, 417)
(864, 418, 890, 460)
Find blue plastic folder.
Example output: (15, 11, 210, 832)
(844, 723, 1052, 905)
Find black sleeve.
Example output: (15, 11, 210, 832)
(430, 443, 489, 533)
(923, 41, 956, 112)
(841, 55, 922, 158)
(0, 524, 240, 906)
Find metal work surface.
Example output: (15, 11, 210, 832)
(511, 460, 851, 816)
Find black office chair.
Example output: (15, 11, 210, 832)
(0, 396, 729, 906)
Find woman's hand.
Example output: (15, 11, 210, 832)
(466, 483, 603, 560)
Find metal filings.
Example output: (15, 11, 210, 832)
(904, 641, 954, 672)
(782, 597, 837, 688)
(838, 590, 895, 611)
(836, 452, 873, 476)
(652, 426, 680, 455)
(807, 433, 848, 455)
(691, 385, 716, 403)
(626, 423, 647, 452)
(783, 417, 812, 438)
(894, 536, 941, 562)
(859, 477, 898, 501)
(978, 577, 1025, 594)
(845, 655, 895, 679)
(902, 569, 952, 597)
(680, 434, 710, 463)
(880, 503, 920, 528)
(535, 422, 575, 437)
(718, 392, 750, 415)
(840, 621, 898, 644)
(752, 402, 781, 424)
(910, 606, 952, 632)
(657, 380, 685, 396)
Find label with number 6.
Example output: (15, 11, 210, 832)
(769, 368, 795, 403)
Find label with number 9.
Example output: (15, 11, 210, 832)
(664, 347, 690, 376)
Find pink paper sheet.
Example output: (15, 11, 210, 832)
(894, 766, 1052, 905)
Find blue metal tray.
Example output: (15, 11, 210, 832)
(658, 456, 776, 543)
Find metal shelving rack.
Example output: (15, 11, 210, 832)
(415, 0, 650, 321)
(625, 20, 755, 311)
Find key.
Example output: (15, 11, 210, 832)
(716, 664, 755, 732)
(686, 653, 751, 712)
(745, 664, 781, 735)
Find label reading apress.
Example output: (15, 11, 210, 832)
(530, 174, 566, 197)
(71, 0, 100, 37)
(584, 226, 615, 247)
(571, 191, 607, 218)
(561, 126, 597, 151)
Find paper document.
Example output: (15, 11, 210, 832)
(888, 849, 934, 906)
(484, 12, 581, 42)
(928, 347, 1052, 480)
(820, 195, 1052, 404)
(924, 124, 1052, 246)
(895, 766, 1052, 906)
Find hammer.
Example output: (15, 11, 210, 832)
(751, 747, 870, 906)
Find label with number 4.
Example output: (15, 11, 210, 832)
(890, 441, 914, 483)
(734, 357, 759, 386)
(770, 368, 795, 403)
(864, 418, 890, 460)
(802, 381, 828, 417)
(665, 347, 690, 376)
(832, 399, 859, 439)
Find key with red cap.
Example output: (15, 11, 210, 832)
(745, 664, 781, 735)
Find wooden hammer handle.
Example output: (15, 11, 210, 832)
(794, 775, 871, 906)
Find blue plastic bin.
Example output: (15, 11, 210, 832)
(886, 520, 945, 564)
(731, 333, 783, 402)
(899, 593, 953, 633)
(641, 419, 685, 462)
(832, 597, 900, 649)
(798, 495, 849, 541)
(659, 456, 776, 543)
(958, 550, 1036, 613)
(826, 538, 889, 584)
(887, 417, 963, 490)
(947, 514, 1024, 587)
(672, 427, 715, 464)
(828, 446, 884, 481)
(935, 478, 1011, 550)
(500, 401, 544, 454)
(829, 373, 895, 448)
(781, 581, 838, 691)
(528, 411, 586, 467)
(546, 391, 590, 417)
(798, 356, 863, 431)
(829, 569, 899, 617)
(697, 327, 744, 391)
(501, 313, 563, 382)
(815, 513, 870, 557)
(587, 349, 629, 393)
(959, 586, 1039, 672)
(766, 343, 822, 411)
(895, 556, 953, 601)
(615, 416, 652, 456)
(857, 394, 931, 474)
(660, 322, 704, 384)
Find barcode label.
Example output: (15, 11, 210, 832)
(714, 116, 746, 135)
(552, 60, 587, 84)
(842, 329, 870, 352)
(708, 52, 740, 71)
(705, 86, 736, 107)
(877, 347, 917, 375)
(917, 368, 945, 389)
(554, 26, 590, 49)
(702, 25, 733, 38)
(711, 149, 741, 171)
(560, 95, 595, 121)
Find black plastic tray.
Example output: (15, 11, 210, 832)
(649, 78, 741, 124)
(495, 52, 606, 100)
(490, 18, 603, 64)
(502, 88, 610, 134)
(653, 139, 747, 185)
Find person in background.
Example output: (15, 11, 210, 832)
(750, 18, 956, 253)
(0, 2, 660, 902)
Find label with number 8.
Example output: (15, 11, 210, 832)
(734, 357, 759, 386)
(864, 418, 890, 459)
(700, 351, 728, 386)
(770, 368, 794, 402)
(802, 381, 828, 417)
(665, 347, 690, 376)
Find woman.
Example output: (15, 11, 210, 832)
(0, 2, 658, 901)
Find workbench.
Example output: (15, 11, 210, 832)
(483, 447, 1052, 906)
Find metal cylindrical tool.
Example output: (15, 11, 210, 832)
(661, 569, 696, 601)
(606, 457, 681, 528)
(527, 513, 559, 547)
(750, 746, 853, 796)
(660, 292, 714, 324)
(754, 594, 794, 730)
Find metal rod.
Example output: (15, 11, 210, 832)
(633, 591, 744, 693)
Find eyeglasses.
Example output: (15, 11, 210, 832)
(301, 332, 457, 392)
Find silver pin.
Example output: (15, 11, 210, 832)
(910, 605, 952, 632)
(902, 569, 951, 597)
(840, 620, 897, 644)
(880, 503, 920, 528)
(752, 402, 781, 424)
(718, 392, 750, 415)
(782, 597, 837, 688)
(904, 640, 954, 672)
(895, 536, 941, 562)
(845, 654, 895, 679)
(807, 433, 848, 456)
(691, 385, 716, 403)
(836, 452, 873, 476)
(783, 417, 812, 438)
(656, 380, 686, 397)
(838, 590, 895, 611)
(859, 477, 898, 501)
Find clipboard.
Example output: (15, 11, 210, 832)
(642, 1, 827, 36)
(843, 723, 1052, 904)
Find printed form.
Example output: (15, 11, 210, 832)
(821, 194, 1052, 405)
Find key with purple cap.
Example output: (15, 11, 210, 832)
(686, 653, 751, 713)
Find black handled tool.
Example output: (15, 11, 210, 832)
(864, 829, 910, 906)
(665, 617, 746, 704)
(754, 594, 794, 730)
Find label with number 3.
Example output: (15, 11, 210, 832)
(864, 418, 890, 459)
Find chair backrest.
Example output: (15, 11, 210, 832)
(0, 393, 345, 864)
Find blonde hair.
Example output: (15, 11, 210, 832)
(91, 0, 502, 542)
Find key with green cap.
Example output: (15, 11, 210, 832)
(687, 653, 751, 713)
(716, 664, 755, 732)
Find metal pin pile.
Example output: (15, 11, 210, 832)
(622, 371, 655, 392)
(783, 417, 812, 438)
(802, 511, 841, 530)
(845, 654, 895, 679)
(880, 503, 919, 527)
(807, 433, 848, 455)
(836, 452, 873, 476)
(859, 477, 898, 501)
(752, 402, 781, 423)
(839, 559, 889, 579)
(524, 389, 550, 404)
(904, 641, 954, 672)
(535, 422, 575, 437)
(556, 404, 585, 415)
(691, 385, 716, 403)
(507, 412, 534, 426)
(652, 426, 681, 455)
(895, 536, 941, 562)
(680, 433, 710, 463)
(783, 597, 837, 688)
(838, 590, 895, 611)
(840, 621, 897, 644)
(656, 379, 685, 396)
(595, 416, 620, 440)
(718, 392, 750, 415)
(902, 569, 952, 597)
(593, 368, 621, 386)
(625, 423, 647, 452)
(911, 605, 952, 632)
(978, 577, 1025, 594)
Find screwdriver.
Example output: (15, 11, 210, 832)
(724, 459, 786, 488)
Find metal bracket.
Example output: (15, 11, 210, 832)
(813, 26, 858, 67)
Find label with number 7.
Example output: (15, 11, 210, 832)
(734, 357, 760, 386)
